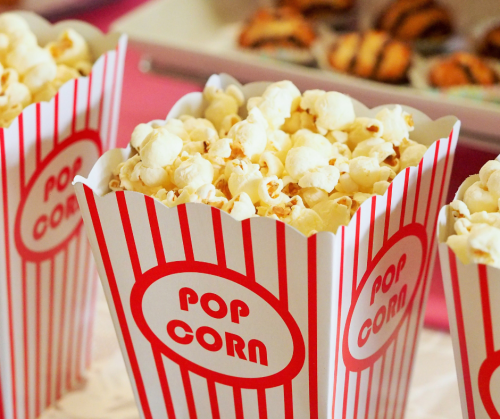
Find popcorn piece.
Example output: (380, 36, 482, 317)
(141, 129, 183, 168)
(0, 81, 31, 108)
(228, 160, 263, 204)
(287, 204, 324, 237)
(467, 224, 500, 268)
(266, 129, 292, 163)
(219, 114, 241, 138)
(22, 60, 57, 93)
(479, 160, 500, 186)
(298, 165, 340, 193)
(376, 105, 414, 146)
(463, 181, 498, 214)
(292, 129, 333, 158)
(247, 80, 301, 130)
(454, 218, 472, 235)
(46, 29, 91, 68)
(130, 123, 154, 151)
(487, 170, 500, 198)
(326, 130, 348, 144)
(223, 192, 256, 221)
(259, 151, 284, 178)
(228, 107, 267, 162)
(446, 234, 470, 265)
(6, 44, 53, 76)
(133, 162, 171, 188)
(373, 180, 390, 196)
(346, 117, 384, 145)
(400, 144, 427, 170)
(174, 153, 214, 190)
(349, 157, 382, 190)
(204, 84, 244, 131)
(285, 146, 329, 181)
(117, 155, 162, 196)
(313, 196, 352, 234)
(450, 200, 470, 220)
(282, 110, 316, 134)
(208, 138, 232, 159)
(257, 176, 288, 206)
(299, 187, 328, 208)
(301, 90, 355, 134)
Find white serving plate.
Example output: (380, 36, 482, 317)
(112, 0, 500, 146)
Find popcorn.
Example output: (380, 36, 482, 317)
(447, 160, 500, 267)
(112, 80, 428, 236)
(0, 13, 94, 127)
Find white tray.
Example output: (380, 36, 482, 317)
(111, 0, 500, 147)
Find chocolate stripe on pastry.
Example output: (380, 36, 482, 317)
(371, 38, 393, 79)
(251, 36, 311, 49)
(348, 33, 364, 73)
(385, 1, 434, 34)
(456, 62, 479, 84)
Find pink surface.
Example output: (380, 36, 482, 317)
(59, 0, 499, 332)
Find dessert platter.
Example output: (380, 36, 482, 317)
(112, 0, 500, 146)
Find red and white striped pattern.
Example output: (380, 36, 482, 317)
(439, 235, 500, 419)
(0, 35, 127, 419)
(75, 123, 458, 419)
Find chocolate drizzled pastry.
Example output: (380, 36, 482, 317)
(280, 0, 355, 17)
(328, 31, 412, 84)
(239, 7, 316, 50)
(376, 0, 453, 42)
(478, 25, 500, 60)
(429, 52, 499, 88)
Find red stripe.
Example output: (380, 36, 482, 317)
(383, 184, 393, 243)
(364, 367, 374, 419)
(84, 187, 153, 419)
(257, 388, 268, 419)
(0, 129, 16, 419)
(35, 262, 41, 417)
(341, 372, 350, 419)
(276, 222, 293, 418)
(211, 207, 226, 268)
(207, 379, 220, 419)
(180, 367, 198, 419)
(374, 355, 386, 418)
(284, 381, 293, 419)
(178, 205, 194, 262)
(18, 115, 25, 189)
(85, 272, 99, 369)
(36, 103, 41, 165)
(400, 168, 410, 229)
(478, 265, 494, 356)
(448, 249, 476, 418)
(116, 191, 142, 277)
(423, 143, 440, 225)
(75, 239, 92, 382)
(307, 235, 318, 419)
(146, 196, 166, 265)
(368, 196, 376, 263)
(390, 319, 411, 419)
(85, 72, 93, 129)
(46, 258, 56, 405)
(106, 43, 121, 150)
(353, 208, 361, 292)
(98, 54, 108, 133)
(353, 373, 361, 418)
(383, 339, 398, 419)
(152, 349, 177, 419)
(54, 93, 59, 146)
(332, 227, 345, 417)
(72, 78, 78, 134)
(233, 387, 244, 419)
(22, 260, 29, 418)
(242, 219, 255, 281)
(56, 248, 70, 399)
(412, 160, 423, 223)
(66, 234, 82, 388)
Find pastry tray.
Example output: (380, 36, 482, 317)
(111, 0, 500, 148)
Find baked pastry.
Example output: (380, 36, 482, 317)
(429, 52, 499, 88)
(239, 7, 316, 51)
(376, 0, 453, 42)
(478, 25, 500, 60)
(280, 0, 355, 17)
(328, 31, 412, 84)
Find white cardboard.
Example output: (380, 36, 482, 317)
(75, 74, 459, 419)
(438, 171, 500, 419)
(0, 14, 127, 419)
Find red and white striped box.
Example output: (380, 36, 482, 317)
(438, 172, 500, 419)
(0, 12, 127, 419)
(74, 74, 459, 419)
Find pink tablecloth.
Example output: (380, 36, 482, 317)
(62, 0, 500, 332)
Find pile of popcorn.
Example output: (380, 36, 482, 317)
(447, 160, 500, 268)
(0, 13, 93, 127)
(110, 80, 428, 236)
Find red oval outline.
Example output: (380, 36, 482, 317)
(478, 351, 500, 418)
(343, 223, 427, 371)
(130, 260, 306, 389)
(14, 129, 101, 261)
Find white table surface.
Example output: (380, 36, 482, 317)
(39, 286, 463, 419)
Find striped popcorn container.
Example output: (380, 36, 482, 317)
(74, 75, 459, 419)
(438, 174, 500, 418)
(0, 12, 127, 419)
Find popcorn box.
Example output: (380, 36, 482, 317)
(438, 172, 500, 419)
(74, 74, 459, 419)
(0, 12, 127, 419)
